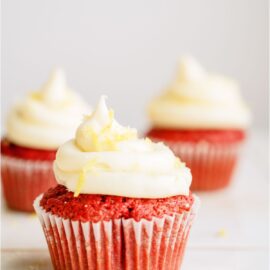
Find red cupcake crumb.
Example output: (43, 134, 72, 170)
(40, 185, 194, 222)
(146, 129, 245, 143)
(1, 138, 56, 161)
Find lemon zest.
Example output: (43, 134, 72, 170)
(30, 92, 42, 100)
(175, 157, 185, 168)
(74, 159, 113, 197)
(74, 158, 98, 197)
(85, 109, 135, 151)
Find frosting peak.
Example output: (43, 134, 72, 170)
(54, 96, 192, 198)
(75, 96, 137, 152)
(148, 56, 251, 129)
(177, 56, 206, 82)
(40, 68, 68, 105)
(6, 69, 90, 149)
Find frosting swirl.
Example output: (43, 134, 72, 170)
(54, 96, 192, 198)
(6, 68, 90, 149)
(148, 56, 251, 129)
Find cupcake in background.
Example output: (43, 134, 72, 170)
(34, 96, 199, 270)
(1, 68, 90, 212)
(146, 56, 251, 191)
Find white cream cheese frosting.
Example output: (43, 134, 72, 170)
(6, 69, 90, 149)
(54, 96, 192, 198)
(148, 56, 251, 129)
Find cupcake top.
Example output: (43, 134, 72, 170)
(6, 69, 90, 150)
(54, 96, 192, 198)
(148, 56, 251, 129)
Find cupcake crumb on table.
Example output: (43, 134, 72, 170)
(216, 228, 227, 238)
(34, 96, 199, 270)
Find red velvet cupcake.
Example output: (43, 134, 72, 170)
(1, 138, 57, 212)
(1, 68, 89, 212)
(34, 96, 199, 270)
(146, 57, 251, 191)
(35, 185, 198, 270)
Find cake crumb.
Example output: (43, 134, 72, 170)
(29, 213, 37, 218)
(216, 228, 227, 237)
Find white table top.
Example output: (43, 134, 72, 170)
(1, 130, 269, 269)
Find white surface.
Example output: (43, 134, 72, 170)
(2, 0, 268, 131)
(2, 248, 268, 270)
(1, 130, 269, 269)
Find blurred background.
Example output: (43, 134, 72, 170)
(1, 1, 269, 269)
(2, 0, 268, 131)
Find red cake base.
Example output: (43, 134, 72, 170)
(146, 129, 245, 191)
(1, 138, 57, 212)
(1, 138, 56, 160)
(34, 188, 199, 270)
(40, 185, 194, 222)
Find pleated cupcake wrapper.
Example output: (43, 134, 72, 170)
(163, 140, 243, 190)
(1, 155, 57, 212)
(34, 194, 200, 270)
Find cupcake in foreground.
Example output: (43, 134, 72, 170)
(1, 69, 90, 212)
(34, 96, 199, 270)
(146, 57, 251, 191)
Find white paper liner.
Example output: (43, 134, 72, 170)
(34, 194, 199, 270)
(156, 140, 243, 190)
(1, 155, 56, 212)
